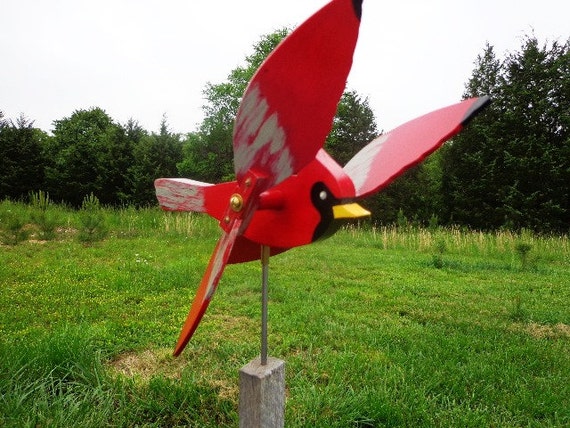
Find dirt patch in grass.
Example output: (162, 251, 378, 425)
(108, 348, 187, 380)
(108, 347, 239, 402)
(208, 378, 239, 401)
(512, 322, 570, 340)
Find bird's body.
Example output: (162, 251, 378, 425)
(156, 148, 363, 253)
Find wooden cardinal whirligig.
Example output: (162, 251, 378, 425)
(155, 0, 490, 356)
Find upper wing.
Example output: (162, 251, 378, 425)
(344, 96, 491, 198)
(233, 0, 362, 189)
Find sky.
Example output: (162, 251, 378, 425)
(1, 0, 569, 135)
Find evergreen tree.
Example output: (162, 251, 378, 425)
(366, 152, 445, 226)
(129, 116, 183, 205)
(0, 114, 47, 200)
(442, 36, 570, 232)
(120, 118, 148, 205)
(325, 90, 378, 166)
(441, 44, 505, 229)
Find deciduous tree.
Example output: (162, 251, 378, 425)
(43, 107, 124, 206)
(178, 29, 289, 183)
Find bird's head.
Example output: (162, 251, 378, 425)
(310, 181, 370, 242)
(243, 149, 370, 248)
(308, 150, 370, 242)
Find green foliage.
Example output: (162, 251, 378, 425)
(29, 189, 50, 212)
(1, 32, 569, 234)
(0, 325, 114, 427)
(515, 241, 534, 270)
(428, 213, 440, 231)
(363, 150, 445, 226)
(442, 36, 570, 233)
(77, 193, 108, 244)
(509, 295, 529, 322)
(396, 207, 408, 229)
(40, 109, 182, 208)
(431, 235, 447, 269)
(128, 117, 182, 206)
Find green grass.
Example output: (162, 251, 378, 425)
(1, 200, 569, 426)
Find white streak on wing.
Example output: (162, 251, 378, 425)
(233, 83, 293, 185)
(234, 85, 266, 175)
(268, 122, 292, 183)
(235, 86, 268, 146)
(205, 241, 224, 300)
(273, 147, 293, 183)
(252, 114, 279, 158)
(343, 134, 390, 194)
(155, 178, 209, 212)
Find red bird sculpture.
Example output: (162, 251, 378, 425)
(155, 0, 490, 356)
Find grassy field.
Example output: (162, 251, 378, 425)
(1, 200, 569, 427)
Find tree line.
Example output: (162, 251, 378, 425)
(1, 31, 569, 233)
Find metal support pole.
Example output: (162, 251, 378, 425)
(260, 245, 270, 366)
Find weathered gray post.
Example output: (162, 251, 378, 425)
(239, 357, 285, 428)
(239, 246, 285, 428)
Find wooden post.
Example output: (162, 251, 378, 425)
(239, 357, 285, 428)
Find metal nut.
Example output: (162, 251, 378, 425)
(230, 194, 244, 212)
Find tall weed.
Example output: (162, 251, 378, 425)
(77, 193, 108, 244)
(341, 223, 569, 267)
(0, 201, 29, 245)
(29, 190, 59, 240)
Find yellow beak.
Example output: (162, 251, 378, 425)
(332, 202, 371, 220)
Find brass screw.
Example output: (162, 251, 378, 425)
(245, 178, 252, 187)
(230, 194, 244, 212)
(223, 216, 230, 224)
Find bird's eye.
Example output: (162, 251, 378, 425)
(319, 190, 328, 201)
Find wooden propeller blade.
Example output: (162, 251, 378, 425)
(173, 219, 242, 356)
(344, 96, 491, 198)
(155, 178, 236, 221)
(233, 0, 362, 189)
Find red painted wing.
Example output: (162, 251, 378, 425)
(233, 0, 362, 189)
(173, 219, 242, 356)
(344, 96, 490, 198)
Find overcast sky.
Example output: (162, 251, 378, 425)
(1, 0, 568, 135)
